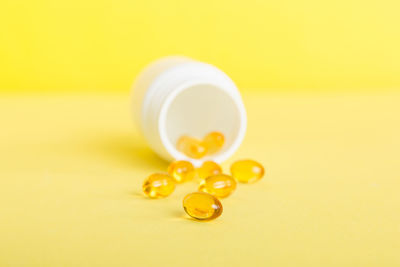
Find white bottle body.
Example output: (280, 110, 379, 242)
(131, 56, 247, 166)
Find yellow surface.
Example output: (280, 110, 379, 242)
(1, 91, 399, 266)
(1, 0, 400, 92)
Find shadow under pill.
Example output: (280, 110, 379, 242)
(128, 190, 149, 199)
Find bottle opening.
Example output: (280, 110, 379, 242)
(159, 82, 246, 166)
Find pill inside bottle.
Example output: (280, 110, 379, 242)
(131, 56, 247, 165)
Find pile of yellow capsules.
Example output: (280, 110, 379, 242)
(142, 131, 264, 221)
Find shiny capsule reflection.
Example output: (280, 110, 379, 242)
(142, 173, 176, 198)
(230, 159, 264, 183)
(197, 161, 223, 180)
(176, 136, 207, 159)
(198, 174, 237, 198)
(203, 131, 225, 154)
(183, 192, 223, 221)
(167, 160, 195, 183)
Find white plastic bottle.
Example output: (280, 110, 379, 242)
(131, 56, 247, 166)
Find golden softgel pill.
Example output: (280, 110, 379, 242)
(142, 173, 176, 198)
(230, 159, 264, 183)
(183, 192, 223, 221)
(198, 174, 237, 198)
(167, 160, 195, 183)
(177, 136, 207, 159)
(203, 131, 225, 154)
(197, 161, 222, 180)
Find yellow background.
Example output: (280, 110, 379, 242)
(1, 92, 399, 266)
(1, 1, 400, 266)
(1, 0, 400, 92)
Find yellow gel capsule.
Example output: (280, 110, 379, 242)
(142, 173, 176, 198)
(177, 135, 207, 159)
(197, 161, 222, 180)
(230, 159, 265, 183)
(198, 174, 237, 198)
(183, 192, 223, 221)
(167, 160, 195, 183)
(203, 131, 225, 154)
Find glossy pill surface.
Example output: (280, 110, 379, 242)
(197, 161, 222, 180)
(203, 131, 225, 154)
(167, 160, 195, 183)
(199, 174, 237, 198)
(177, 136, 207, 159)
(142, 173, 176, 198)
(230, 159, 264, 183)
(183, 192, 223, 221)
